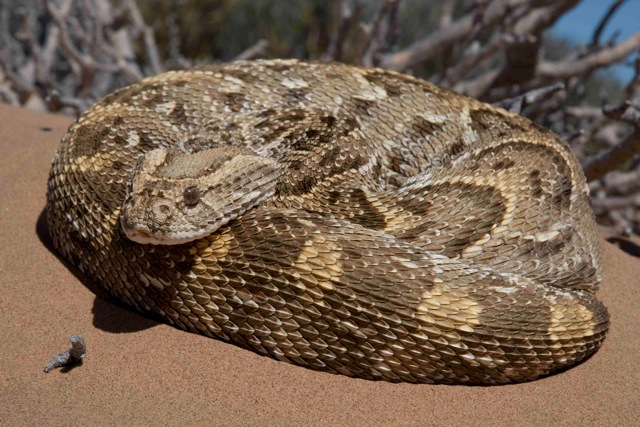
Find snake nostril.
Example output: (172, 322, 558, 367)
(152, 200, 174, 224)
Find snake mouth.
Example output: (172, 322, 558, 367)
(120, 214, 204, 245)
(122, 228, 201, 245)
(119, 192, 234, 245)
(118, 198, 165, 245)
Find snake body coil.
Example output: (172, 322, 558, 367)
(47, 60, 609, 384)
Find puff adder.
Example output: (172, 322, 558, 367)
(46, 59, 609, 384)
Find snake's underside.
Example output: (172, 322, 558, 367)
(46, 59, 609, 384)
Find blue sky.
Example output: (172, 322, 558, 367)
(551, 0, 640, 83)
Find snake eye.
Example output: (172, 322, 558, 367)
(183, 186, 200, 207)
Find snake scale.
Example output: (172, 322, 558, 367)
(46, 60, 609, 385)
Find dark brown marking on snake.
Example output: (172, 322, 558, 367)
(343, 117, 359, 135)
(321, 115, 337, 127)
(263, 62, 294, 73)
(364, 73, 403, 97)
(169, 103, 187, 124)
(111, 160, 126, 171)
(288, 159, 303, 171)
(286, 88, 309, 101)
(257, 108, 276, 118)
(223, 92, 245, 112)
(289, 114, 358, 153)
(327, 190, 340, 205)
(324, 71, 346, 81)
(297, 175, 318, 195)
(276, 175, 318, 196)
(411, 117, 445, 140)
(135, 83, 166, 108)
(174, 258, 196, 275)
(345, 189, 386, 230)
(491, 158, 516, 170)
(72, 123, 111, 157)
(99, 84, 138, 106)
(293, 116, 359, 154)
(305, 129, 320, 139)
(470, 108, 530, 138)
(530, 231, 571, 257)
(528, 170, 544, 197)
(138, 132, 157, 151)
(446, 141, 465, 158)
(222, 68, 255, 83)
(114, 134, 127, 147)
(254, 109, 306, 142)
(319, 146, 340, 167)
(387, 152, 407, 176)
(330, 152, 367, 177)
(552, 175, 572, 210)
(394, 182, 504, 256)
(182, 137, 217, 153)
(171, 79, 190, 88)
(351, 97, 376, 114)
(289, 138, 316, 152)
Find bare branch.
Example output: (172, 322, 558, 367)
(589, 0, 628, 48)
(584, 130, 640, 182)
(538, 31, 640, 80)
(438, 0, 457, 29)
(234, 39, 271, 61)
(493, 82, 565, 115)
(324, 0, 364, 62)
(378, 0, 528, 71)
(625, 54, 640, 101)
(444, 32, 507, 86)
(359, 0, 401, 67)
(601, 168, 640, 193)
(124, 0, 163, 75)
(603, 101, 640, 124)
(591, 194, 640, 210)
(457, 0, 580, 97)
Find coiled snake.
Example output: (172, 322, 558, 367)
(46, 60, 609, 384)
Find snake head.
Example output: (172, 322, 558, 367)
(120, 146, 280, 245)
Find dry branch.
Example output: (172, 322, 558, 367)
(234, 39, 271, 61)
(584, 104, 640, 181)
(538, 31, 640, 81)
(323, 0, 363, 62)
(589, 0, 628, 48)
(379, 0, 530, 72)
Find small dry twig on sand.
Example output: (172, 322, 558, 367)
(43, 336, 87, 373)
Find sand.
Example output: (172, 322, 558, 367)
(1, 103, 639, 426)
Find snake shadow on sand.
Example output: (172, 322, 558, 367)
(37, 208, 160, 336)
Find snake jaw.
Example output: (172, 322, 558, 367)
(120, 195, 210, 245)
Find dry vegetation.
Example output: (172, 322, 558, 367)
(1, 0, 639, 236)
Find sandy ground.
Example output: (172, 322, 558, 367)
(1, 103, 639, 426)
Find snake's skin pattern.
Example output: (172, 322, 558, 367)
(47, 60, 609, 384)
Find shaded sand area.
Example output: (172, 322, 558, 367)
(1, 103, 639, 425)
